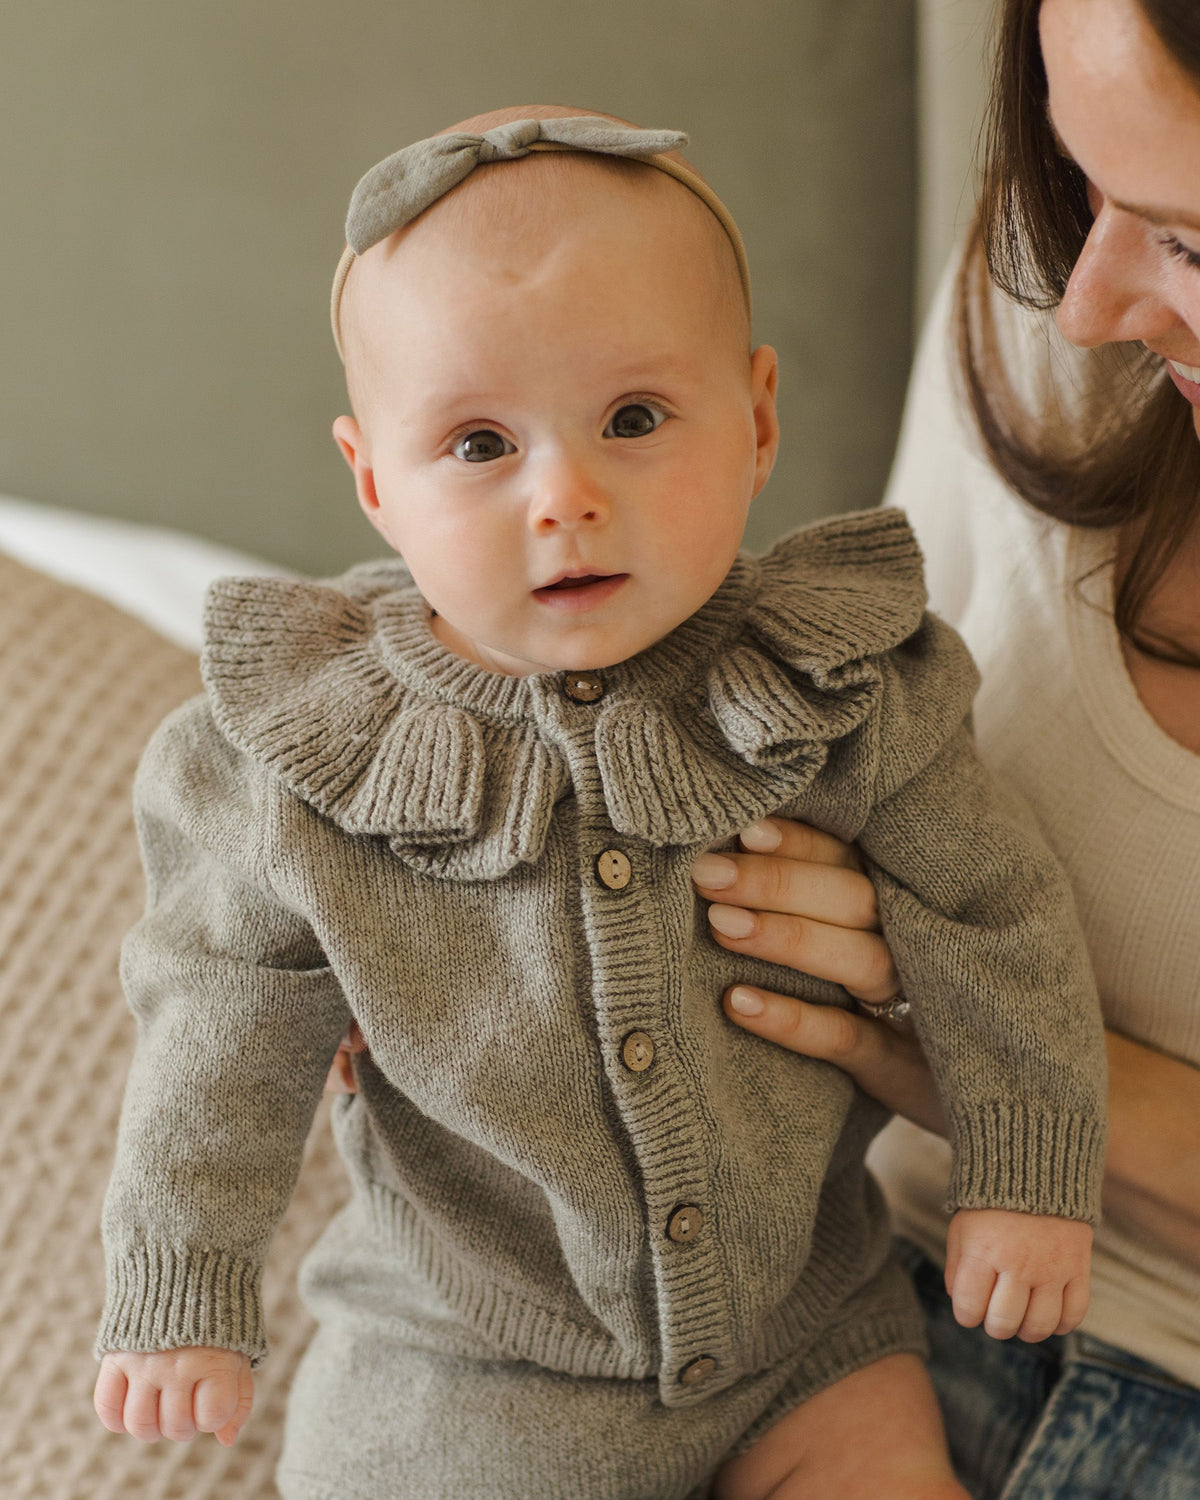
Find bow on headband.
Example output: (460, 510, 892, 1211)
(331, 115, 751, 356)
(346, 117, 688, 255)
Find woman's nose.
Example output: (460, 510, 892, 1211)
(1055, 203, 1177, 349)
(527, 458, 611, 533)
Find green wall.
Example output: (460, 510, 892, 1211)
(0, 1, 914, 574)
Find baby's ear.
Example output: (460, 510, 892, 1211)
(749, 345, 780, 499)
(332, 416, 385, 531)
(332, 415, 365, 474)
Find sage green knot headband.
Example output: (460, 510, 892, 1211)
(330, 115, 752, 358)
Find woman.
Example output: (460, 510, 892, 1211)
(696, 0, 1200, 1493)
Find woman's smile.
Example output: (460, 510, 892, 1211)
(1164, 356, 1200, 404)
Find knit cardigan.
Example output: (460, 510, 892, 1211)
(98, 508, 1107, 1407)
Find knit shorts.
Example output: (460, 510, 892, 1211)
(276, 1201, 927, 1500)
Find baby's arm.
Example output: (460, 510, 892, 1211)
(853, 622, 1108, 1236)
(944, 1208, 1092, 1342)
(98, 700, 351, 1374)
(94, 1347, 253, 1446)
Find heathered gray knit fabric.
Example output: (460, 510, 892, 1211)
(279, 1211, 920, 1500)
(98, 508, 1107, 1490)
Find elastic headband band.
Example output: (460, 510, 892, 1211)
(330, 116, 751, 358)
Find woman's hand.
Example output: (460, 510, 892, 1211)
(692, 818, 897, 1002)
(693, 817, 947, 1135)
(325, 1022, 367, 1095)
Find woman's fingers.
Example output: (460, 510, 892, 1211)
(325, 1049, 357, 1095)
(693, 851, 880, 931)
(726, 985, 879, 1061)
(324, 1022, 366, 1096)
(691, 819, 899, 1001)
(722, 986, 947, 1135)
(706, 906, 899, 1003)
(703, 818, 938, 1129)
(737, 817, 863, 871)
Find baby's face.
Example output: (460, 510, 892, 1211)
(335, 162, 778, 676)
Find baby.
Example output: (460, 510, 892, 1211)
(94, 106, 1106, 1499)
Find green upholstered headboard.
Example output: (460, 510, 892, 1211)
(0, 0, 916, 575)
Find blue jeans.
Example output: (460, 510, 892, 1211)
(898, 1242, 1200, 1499)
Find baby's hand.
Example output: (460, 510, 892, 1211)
(944, 1208, 1091, 1342)
(94, 1346, 254, 1446)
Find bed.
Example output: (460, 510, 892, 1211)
(0, 499, 342, 1500)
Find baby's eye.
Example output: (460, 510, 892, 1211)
(605, 403, 666, 440)
(452, 429, 514, 463)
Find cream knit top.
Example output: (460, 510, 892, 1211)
(99, 512, 1106, 1406)
(874, 257, 1200, 1387)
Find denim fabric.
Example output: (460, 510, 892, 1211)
(898, 1241, 1200, 1499)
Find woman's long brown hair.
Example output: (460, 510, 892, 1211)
(958, 0, 1200, 663)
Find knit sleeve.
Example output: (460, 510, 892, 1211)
(856, 647, 1108, 1225)
(96, 697, 352, 1364)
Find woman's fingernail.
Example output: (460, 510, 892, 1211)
(728, 986, 765, 1017)
(739, 819, 781, 852)
(707, 903, 755, 938)
(691, 854, 737, 889)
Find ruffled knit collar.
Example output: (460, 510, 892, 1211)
(202, 509, 926, 879)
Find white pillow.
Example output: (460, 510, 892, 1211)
(0, 495, 290, 652)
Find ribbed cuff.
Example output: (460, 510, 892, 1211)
(947, 1102, 1107, 1223)
(96, 1243, 266, 1364)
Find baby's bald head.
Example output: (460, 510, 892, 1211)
(338, 104, 751, 422)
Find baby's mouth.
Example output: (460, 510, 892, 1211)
(545, 573, 609, 590)
(532, 571, 629, 608)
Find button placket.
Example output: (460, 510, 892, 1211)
(577, 820, 733, 1394)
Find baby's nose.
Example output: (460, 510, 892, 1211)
(528, 461, 612, 532)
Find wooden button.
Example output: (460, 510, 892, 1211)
(678, 1356, 717, 1387)
(563, 671, 605, 703)
(620, 1031, 655, 1073)
(595, 849, 632, 890)
(666, 1205, 703, 1243)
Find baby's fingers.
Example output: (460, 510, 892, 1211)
(121, 1376, 166, 1444)
(1003, 1269, 1090, 1343)
(948, 1257, 996, 1331)
(1015, 1282, 1067, 1343)
(1056, 1274, 1090, 1336)
(93, 1357, 164, 1443)
(158, 1382, 198, 1442)
(93, 1359, 131, 1435)
(197, 1362, 254, 1447)
(984, 1274, 1037, 1340)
